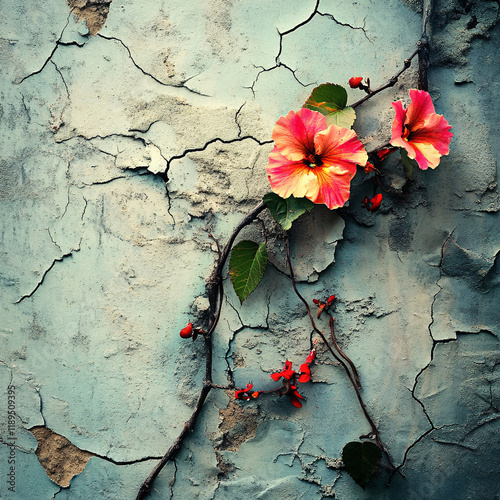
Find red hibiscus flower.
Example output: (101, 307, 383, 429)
(390, 90, 453, 170)
(266, 108, 368, 209)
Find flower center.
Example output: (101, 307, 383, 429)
(402, 124, 411, 141)
(303, 153, 323, 168)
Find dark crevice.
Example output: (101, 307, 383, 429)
(394, 229, 458, 477)
(169, 459, 178, 500)
(51, 60, 70, 98)
(21, 94, 31, 123)
(96, 34, 210, 96)
(166, 135, 273, 170)
(234, 103, 245, 138)
(15, 12, 73, 85)
(317, 11, 371, 42)
(79, 175, 128, 186)
(52, 486, 64, 499)
(14, 244, 81, 304)
(90, 451, 163, 465)
(47, 228, 62, 252)
(81, 197, 89, 221)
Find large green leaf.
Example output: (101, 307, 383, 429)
(304, 83, 356, 128)
(304, 83, 348, 114)
(263, 193, 315, 231)
(342, 441, 382, 489)
(229, 241, 268, 303)
(325, 106, 356, 129)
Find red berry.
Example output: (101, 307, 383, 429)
(179, 323, 193, 338)
(349, 77, 363, 89)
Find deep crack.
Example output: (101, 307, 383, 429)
(14, 242, 81, 304)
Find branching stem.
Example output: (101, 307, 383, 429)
(136, 201, 265, 499)
(351, 47, 420, 108)
(285, 238, 402, 476)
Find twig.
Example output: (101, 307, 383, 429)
(351, 47, 421, 108)
(285, 238, 401, 476)
(328, 317, 361, 389)
(418, 0, 434, 91)
(136, 201, 266, 499)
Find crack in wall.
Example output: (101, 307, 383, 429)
(246, 0, 370, 95)
(395, 230, 456, 475)
(15, 12, 76, 85)
(96, 33, 210, 96)
(14, 241, 81, 304)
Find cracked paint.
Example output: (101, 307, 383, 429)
(1, 0, 499, 498)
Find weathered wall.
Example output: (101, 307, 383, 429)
(1, 0, 499, 498)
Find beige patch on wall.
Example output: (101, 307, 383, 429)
(67, 0, 112, 35)
(29, 426, 94, 487)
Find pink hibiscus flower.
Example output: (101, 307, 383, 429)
(390, 89, 453, 170)
(266, 108, 368, 210)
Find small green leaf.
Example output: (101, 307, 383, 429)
(229, 241, 268, 304)
(325, 106, 356, 129)
(400, 148, 419, 180)
(263, 192, 315, 231)
(342, 441, 382, 489)
(304, 83, 348, 115)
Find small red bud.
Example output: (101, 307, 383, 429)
(312, 298, 320, 305)
(349, 76, 363, 89)
(326, 295, 335, 306)
(368, 193, 383, 212)
(363, 161, 376, 174)
(305, 349, 316, 364)
(179, 323, 193, 338)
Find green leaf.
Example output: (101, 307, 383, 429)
(229, 241, 268, 304)
(304, 83, 348, 115)
(325, 106, 356, 129)
(400, 148, 419, 180)
(342, 441, 382, 489)
(263, 192, 315, 231)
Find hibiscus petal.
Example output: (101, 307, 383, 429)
(270, 372, 282, 382)
(390, 100, 407, 149)
(408, 141, 443, 170)
(405, 89, 436, 130)
(315, 124, 368, 175)
(307, 166, 353, 210)
(272, 108, 327, 162)
(411, 112, 453, 156)
(267, 147, 316, 199)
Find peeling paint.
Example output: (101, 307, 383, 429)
(29, 426, 94, 488)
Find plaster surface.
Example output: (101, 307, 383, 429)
(1, 0, 499, 498)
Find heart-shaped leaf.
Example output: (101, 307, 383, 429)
(304, 83, 356, 128)
(229, 241, 268, 303)
(263, 193, 315, 231)
(342, 441, 382, 489)
(304, 83, 348, 114)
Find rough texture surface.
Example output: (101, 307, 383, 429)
(1, 0, 499, 498)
